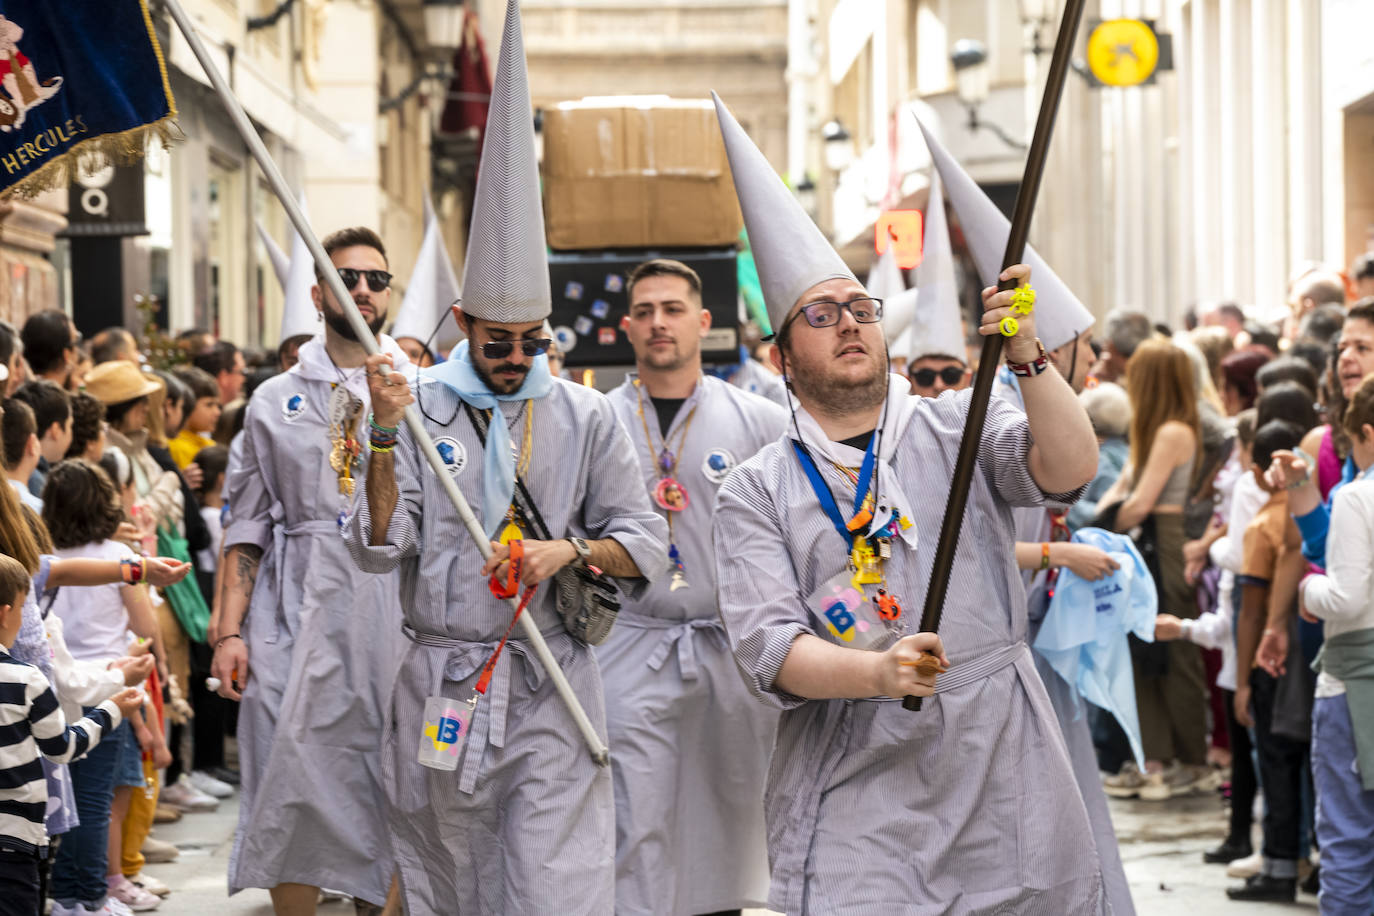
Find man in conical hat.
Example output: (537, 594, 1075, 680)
(710, 91, 1108, 914)
(916, 117, 1135, 916)
(346, 3, 667, 913)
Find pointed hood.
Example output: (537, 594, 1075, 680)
(459, 0, 550, 324)
(866, 247, 922, 360)
(713, 91, 855, 332)
(391, 193, 464, 352)
(280, 192, 322, 342)
(916, 117, 1093, 351)
(257, 221, 290, 288)
(908, 170, 967, 361)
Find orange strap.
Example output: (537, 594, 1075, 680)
(488, 539, 525, 600)
(475, 584, 538, 696)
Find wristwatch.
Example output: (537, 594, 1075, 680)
(566, 536, 591, 568)
(1005, 338, 1050, 378)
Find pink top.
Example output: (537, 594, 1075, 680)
(1317, 425, 1342, 501)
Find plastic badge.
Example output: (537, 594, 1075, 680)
(806, 569, 891, 651)
(419, 695, 474, 771)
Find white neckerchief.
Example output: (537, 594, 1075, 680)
(293, 333, 415, 404)
(791, 373, 920, 548)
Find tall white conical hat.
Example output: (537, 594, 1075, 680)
(866, 247, 921, 359)
(459, 0, 549, 324)
(909, 170, 967, 361)
(916, 117, 1093, 351)
(280, 192, 322, 342)
(391, 193, 463, 352)
(713, 91, 856, 331)
(257, 222, 290, 288)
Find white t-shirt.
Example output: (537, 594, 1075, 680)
(197, 505, 224, 573)
(49, 539, 138, 662)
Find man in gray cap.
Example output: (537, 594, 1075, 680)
(347, 3, 666, 913)
(602, 257, 786, 916)
(710, 91, 1108, 914)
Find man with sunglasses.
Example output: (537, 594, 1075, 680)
(214, 225, 415, 915)
(346, 5, 666, 914)
(600, 258, 786, 916)
(709, 93, 1107, 915)
(907, 353, 971, 398)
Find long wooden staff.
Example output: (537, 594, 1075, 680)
(904, 0, 1088, 711)
(162, 0, 610, 764)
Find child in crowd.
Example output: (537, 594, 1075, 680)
(1229, 419, 1310, 902)
(40, 460, 165, 915)
(63, 392, 106, 464)
(1156, 409, 1259, 867)
(0, 553, 142, 916)
(1300, 374, 1374, 915)
(166, 369, 220, 470)
(2, 399, 44, 514)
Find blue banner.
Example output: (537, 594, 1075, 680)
(0, 0, 175, 198)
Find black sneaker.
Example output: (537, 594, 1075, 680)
(208, 765, 241, 786)
(1203, 838, 1253, 864)
(1300, 864, 1320, 895)
(1226, 874, 1296, 902)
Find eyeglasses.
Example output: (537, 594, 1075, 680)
(784, 297, 884, 332)
(479, 338, 552, 360)
(337, 268, 393, 293)
(911, 366, 969, 388)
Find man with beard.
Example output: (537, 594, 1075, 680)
(709, 92, 1108, 914)
(211, 226, 413, 915)
(601, 258, 786, 916)
(345, 4, 667, 913)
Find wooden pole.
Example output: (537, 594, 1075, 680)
(904, 0, 1089, 711)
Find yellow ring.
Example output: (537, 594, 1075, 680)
(1010, 286, 1036, 316)
(999, 316, 1019, 337)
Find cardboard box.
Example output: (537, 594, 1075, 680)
(543, 97, 744, 250)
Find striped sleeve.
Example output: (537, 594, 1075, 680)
(26, 670, 121, 764)
(980, 394, 1087, 508)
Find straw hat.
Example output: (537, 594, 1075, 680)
(84, 360, 162, 406)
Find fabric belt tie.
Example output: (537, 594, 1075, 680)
(617, 612, 724, 681)
(264, 504, 338, 645)
(403, 624, 547, 795)
(774, 639, 1030, 914)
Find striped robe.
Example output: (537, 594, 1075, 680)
(712, 386, 1108, 915)
(601, 374, 787, 915)
(346, 376, 669, 916)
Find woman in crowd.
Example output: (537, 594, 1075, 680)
(1100, 339, 1210, 800)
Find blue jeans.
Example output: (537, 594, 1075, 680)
(49, 717, 126, 905)
(1312, 694, 1374, 915)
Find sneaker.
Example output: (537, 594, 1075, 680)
(188, 770, 234, 798)
(128, 873, 171, 898)
(208, 765, 241, 786)
(1137, 770, 1171, 801)
(160, 774, 218, 812)
(52, 898, 135, 916)
(1226, 873, 1296, 902)
(152, 804, 181, 824)
(1203, 837, 1253, 864)
(108, 875, 161, 911)
(139, 836, 179, 864)
(1226, 850, 1263, 878)
(1102, 762, 1147, 798)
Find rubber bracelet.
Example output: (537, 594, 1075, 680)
(369, 414, 399, 434)
(369, 442, 396, 454)
(1039, 542, 1051, 571)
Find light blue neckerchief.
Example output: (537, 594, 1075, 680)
(420, 339, 553, 538)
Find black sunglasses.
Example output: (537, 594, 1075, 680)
(784, 297, 884, 333)
(912, 366, 968, 387)
(479, 338, 552, 360)
(337, 268, 392, 293)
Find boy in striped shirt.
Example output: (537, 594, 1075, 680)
(0, 554, 141, 916)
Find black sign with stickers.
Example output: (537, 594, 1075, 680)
(547, 248, 740, 368)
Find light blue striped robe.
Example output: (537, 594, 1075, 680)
(602, 374, 786, 915)
(346, 376, 669, 916)
(224, 368, 406, 905)
(713, 386, 1108, 915)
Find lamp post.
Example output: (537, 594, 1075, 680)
(422, 0, 465, 55)
(822, 118, 855, 172)
(950, 39, 1027, 152)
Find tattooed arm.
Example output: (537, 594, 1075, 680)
(209, 544, 262, 701)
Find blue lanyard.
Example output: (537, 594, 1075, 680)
(791, 433, 878, 546)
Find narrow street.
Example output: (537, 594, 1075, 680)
(145, 783, 1317, 915)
